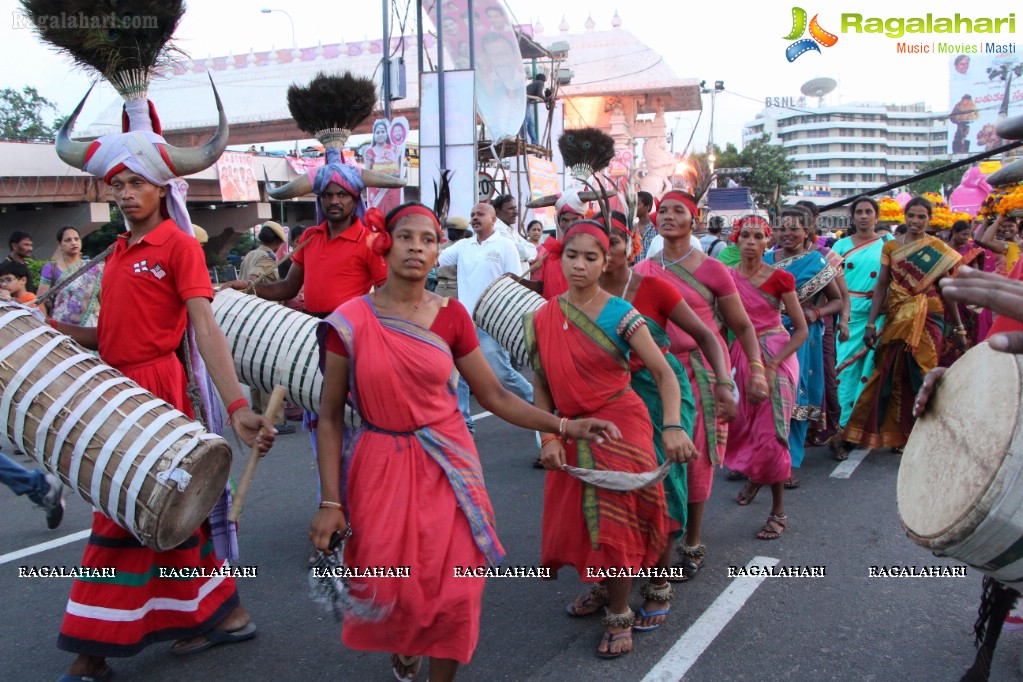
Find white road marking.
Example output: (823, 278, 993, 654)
(641, 555, 780, 682)
(0, 529, 90, 565)
(470, 411, 493, 420)
(830, 448, 871, 479)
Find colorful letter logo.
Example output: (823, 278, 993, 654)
(784, 8, 838, 62)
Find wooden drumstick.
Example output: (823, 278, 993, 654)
(229, 385, 287, 522)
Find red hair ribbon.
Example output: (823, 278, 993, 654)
(563, 221, 610, 251)
(364, 207, 392, 256)
(656, 191, 699, 219)
(542, 236, 564, 258)
(730, 215, 771, 243)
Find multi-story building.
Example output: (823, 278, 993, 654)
(743, 101, 948, 201)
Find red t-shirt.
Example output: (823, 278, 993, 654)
(987, 257, 1023, 337)
(291, 219, 388, 314)
(98, 220, 213, 369)
(325, 298, 480, 358)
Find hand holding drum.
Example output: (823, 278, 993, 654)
(229, 385, 286, 522)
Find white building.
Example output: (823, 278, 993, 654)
(743, 101, 948, 201)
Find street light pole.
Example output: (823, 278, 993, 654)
(260, 8, 296, 51)
(382, 0, 391, 118)
(701, 80, 725, 173)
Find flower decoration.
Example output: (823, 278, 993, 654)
(922, 192, 953, 229)
(878, 196, 904, 224)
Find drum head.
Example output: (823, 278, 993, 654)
(150, 441, 232, 551)
(898, 343, 1022, 546)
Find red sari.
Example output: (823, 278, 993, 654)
(319, 297, 503, 664)
(525, 297, 668, 578)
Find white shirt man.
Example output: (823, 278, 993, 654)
(645, 232, 704, 260)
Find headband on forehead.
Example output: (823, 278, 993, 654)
(364, 204, 441, 256)
(387, 204, 441, 233)
(730, 215, 771, 242)
(656, 191, 699, 218)
(563, 220, 610, 251)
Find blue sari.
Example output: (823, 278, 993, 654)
(764, 249, 839, 468)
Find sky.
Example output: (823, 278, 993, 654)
(1, 0, 1019, 152)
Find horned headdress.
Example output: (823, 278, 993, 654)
(267, 72, 405, 221)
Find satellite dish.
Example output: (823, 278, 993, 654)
(801, 77, 838, 106)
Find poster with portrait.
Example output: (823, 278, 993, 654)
(364, 117, 409, 214)
(427, 0, 526, 141)
(216, 152, 259, 201)
(948, 52, 1022, 155)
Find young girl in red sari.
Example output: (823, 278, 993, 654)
(634, 193, 764, 579)
(725, 219, 808, 540)
(309, 203, 615, 682)
(527, 220, 694, 659)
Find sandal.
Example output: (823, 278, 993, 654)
(390, 654, 422, 681)
(757, 514, 788, 540)
(170, 622, 257, 655)
(784, 476, 801, 489)
(567, 583, 610, 617)
(726, 469, 745, 481)
(736, 481, 762, 506)
(668, 543, 705, 583)
(890, 446, 904, 454)
(634, 582, 673, 632)
(833, 446, 850, 461)
(597, 609, 635, 659)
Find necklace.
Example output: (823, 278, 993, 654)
(660, 243, 695, 269)
(620, 268, 634, 299)
(563, 290, 601, 330)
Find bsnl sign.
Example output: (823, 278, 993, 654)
(765, 96, 808, 108)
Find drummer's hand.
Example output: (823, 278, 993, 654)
(941, 267, 1023, 354)
(863, 326, 879, 350)
(540, 439, 567, 470)
(219, 279, 251, 293)
(662, 429, 698, 464)
(912, 367, 948, 418)
(309, 508, 348, 553)
(230, 407, 276, 453)
(747, 371, 769, 405)
(565, 418, 621, 444)
(713, 383, 738, 421)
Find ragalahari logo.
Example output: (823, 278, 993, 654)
(784, 7, 838, 62)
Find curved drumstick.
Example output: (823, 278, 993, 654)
(228, 385, 286, 522)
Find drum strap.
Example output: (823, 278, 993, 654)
(178, 332, 209, 429)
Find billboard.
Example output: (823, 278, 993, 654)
(948, 51, 1023, 154)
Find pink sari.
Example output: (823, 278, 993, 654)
(635, 256, 733, 503)
(724, 271, 797, 485)
(319, 297, 503, 664)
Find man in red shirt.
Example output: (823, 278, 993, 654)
(50, 86, 275, 681)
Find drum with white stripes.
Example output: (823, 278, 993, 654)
(212, 289, 323, 413)
(898, 342, 1023, 586)
(0, 302, 231, 551)
(472, 274, 546, 367)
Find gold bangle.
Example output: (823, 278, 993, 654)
(749, 361, 765, 369)
(318, 501, 342, 510)
(866, 323, 876, 329)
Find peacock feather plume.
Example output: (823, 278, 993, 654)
(19, 0, 186, 100)
(558, 128, 616, 181)
(287, 72, 378, 149)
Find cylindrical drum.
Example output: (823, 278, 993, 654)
(898, 342, 1023, 586)
(0, 303, 231, 551)
(212, 288, 323, 413)
(472, 274, 546, 367)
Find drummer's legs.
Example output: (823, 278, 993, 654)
(476, 328, 534, 403)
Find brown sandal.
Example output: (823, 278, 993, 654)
(757, 514, 787, 540)
(736, 481, 762, 506)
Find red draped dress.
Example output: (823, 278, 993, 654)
(320, 296, 502, 664)
(525, 296, 668, 578)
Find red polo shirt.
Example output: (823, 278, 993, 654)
(98, 219, 213, 369)
(291, 219, 388, 314)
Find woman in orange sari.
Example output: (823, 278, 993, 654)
(846, 197, 966, 451)
(309, 203, 615, 682)
(527, 220, 694, 659)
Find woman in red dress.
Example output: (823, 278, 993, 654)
(527, 220, 694, 659)
(309, 203, 615, 681)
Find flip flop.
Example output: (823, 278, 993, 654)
(633, 604, 671, 632)
(596, 629, 633, 659)
(391, 654, 422, 681)
(170, 622, 257, 656)
(784, 476, 801, 489)
(57, 670, 112, 682)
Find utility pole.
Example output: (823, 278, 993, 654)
(382, 0, 391, 118)
(701, 80, 724, 173)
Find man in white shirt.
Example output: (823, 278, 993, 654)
(493, 194, 537, 271)
(645, 230, 704, 260)
(438, 203, 534, 433)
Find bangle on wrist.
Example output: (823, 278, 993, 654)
(226, 398, 248, 423)
(662, 424, 686, 432)
(866, 323, 876, 329)
(749, 361, 765, 370)
(318, 501, 342, 510)
(558, 417, 567, 438)
(46, 317, 59, 329)
(715, 378, 736, 389)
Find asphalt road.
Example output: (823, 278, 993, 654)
(2, 395, 1021, 682)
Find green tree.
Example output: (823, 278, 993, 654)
(906, 159, 964, 197)
(0, 86, 59, 142)
(739, 134, 796, 212)
(82, 208, 125, 257)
